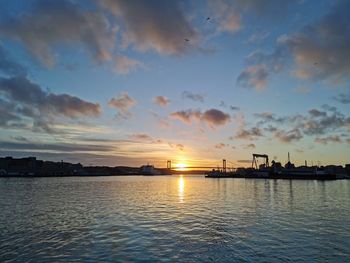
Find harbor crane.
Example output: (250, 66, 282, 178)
(252, 154, 269, 169)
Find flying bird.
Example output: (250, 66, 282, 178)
(206, 17, 210, 21)
(184, 38, 190, 42)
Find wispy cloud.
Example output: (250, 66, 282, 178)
(215, 143, 228, 149)
(114, 55, 144, 75)
(181, 91, 204, 102)
(130, 133, 153, 141)
(333, 93, 350, 104)
(237, 64, 269, 90)
(315, 135, 341, 145)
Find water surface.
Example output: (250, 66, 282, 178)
(1, 175, 349, 262)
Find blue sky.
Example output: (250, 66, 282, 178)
(0, 0, 349, 167)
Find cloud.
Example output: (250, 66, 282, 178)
(315, 135, 341, 145)
(250, 105, 350, 144)
(202, 109, 231, 126)
(0, 76, 101, 132)
(176, 144, 185, 151)
(0, 76, 101, 118)
(209, 0, 241, 34)
(170, 108, 230, 127)
(280, 1, 350, 82)
(247, 31, 270, 44)
(230, 106, 240, 111)
(130, 133, 153, 141)
(237, 64, 269, 90)
(108, 92, 136, 120)
(219, 101, 240, 111)
(100, 0, 199, 55)
(274, 128, 303, 143)
(235, 127, 263, 140)
(334, 93, 350, 104)
(170, 109, 202, 124)
(215, 143, 228, 149)
(209, 0, 297, 35)
(153, 96, 170, 107)
(114, 55, 144, 74)
(255, 112, 280, 121)
(0, 0, 115, 67)
(181, 91, 204, 102)
(243, 143, 256, 149)
(168, 142, 185, 151)
(0, 141, 114, 153)
(246, 2, 350, 85)
(308, 109, 327, 118)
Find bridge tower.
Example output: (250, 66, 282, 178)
(167, 160, 171, 169)
(223, 159, 226, 173)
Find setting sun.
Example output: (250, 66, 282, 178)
(175, 163, 188, 171)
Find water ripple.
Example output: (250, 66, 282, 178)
(0, 176, 349, 262)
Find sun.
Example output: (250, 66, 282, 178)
(175, 163, 188, 171)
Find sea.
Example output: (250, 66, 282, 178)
(0, 175, 349, 262)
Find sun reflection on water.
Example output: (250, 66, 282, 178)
(178, 176, 185, 203)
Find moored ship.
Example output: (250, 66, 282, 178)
(206, 153, 337, 180)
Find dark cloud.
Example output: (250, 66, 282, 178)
(315, 135, 342, 145)
(235, 127, 263, 140)
(170, 109, 202, 124)
(249, 105, 350, 143)
(130, 133, 153, 141)
(0, 0, 114, 67)
(100, 0, 199, 55)
(0, 76, 101, 118)
(170, 108, 230, 127)
(202, 109, 231, 126)
(309, 109, 327, 118)
(153, 96, 170, 107)
(254, 112, 285, 125)
(236, 1, 350, 88)
(334, 93, 350, 104)
(0, 76, 101, 132)
(108, 92, 136, 120)
(0, 141, 114, 153)
(280, 2, 350, 82)
(274, 128, 303, 143)
(181, 91, 204, 102)
(230, 106, 240, 111)
(11, 136, 28, 142)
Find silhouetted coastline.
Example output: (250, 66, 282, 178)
(0, 156, 172, 177)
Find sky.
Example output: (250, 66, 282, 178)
(0, 0, 349, 168)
